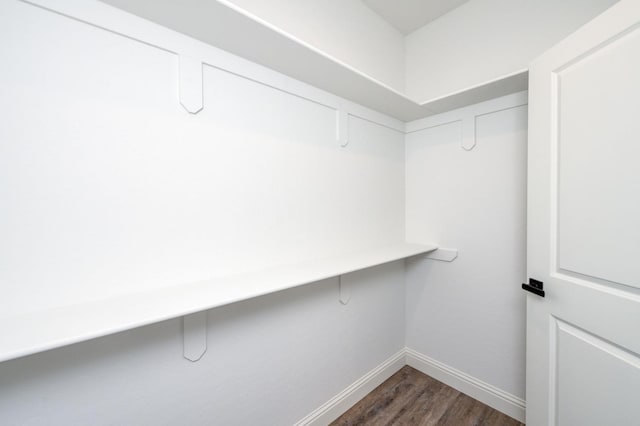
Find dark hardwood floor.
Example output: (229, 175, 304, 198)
(330, 366, 523, 426)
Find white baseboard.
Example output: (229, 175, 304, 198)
(405, 348, 526, 423)
(295, 347, 525, 425)
(293, 349, 406, 426)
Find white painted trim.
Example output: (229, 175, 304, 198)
(296, 347, 525, 424)
(294, 349, 406, 426)
(182, 312, 207, 362)
(405, 90, 528, 134)
(336, 109, 350, 147)
(21, 0, 405, 133)
(178, 55, 204, 114)
(405, 348, 526, 423)
(338, 276, 351, 305)
(461, 112, 477, 151)
(404, 91, 528, 152)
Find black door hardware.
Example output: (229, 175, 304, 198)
(522, 278, 545, 297)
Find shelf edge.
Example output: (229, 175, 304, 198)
(0, 243, 437, 363)
(418, 69, 529, 115)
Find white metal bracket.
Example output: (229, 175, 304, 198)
(338, 275, 351, 305)
(179, 55, 204, 114)
(423, 248, 458, 262)
(461, 113, 476, 151)
(337, 109, 349, 147)
(183, 312, 207, 362)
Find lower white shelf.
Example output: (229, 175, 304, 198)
(0, 242, 437, 363)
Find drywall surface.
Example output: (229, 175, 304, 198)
(99, 0, 406, 92)
(0, 262, 406, 425)
(0, 0, 405, 316)
(405, 93, 528, 399)
(405, 0, 618, 102)
(0, 2, 409, 423)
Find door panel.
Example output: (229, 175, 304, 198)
(557, 26, 640, 288)
(526, 1, 640, 425)
(555, 318, 640, 426)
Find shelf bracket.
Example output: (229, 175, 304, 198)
(183, 312, 207, 362)
(423, 248, 458, 262)
(336, 109, 349, 147)
(338, 275, 351, 305)
(179, 55, 204, 114)
(461, 113, 476, 151)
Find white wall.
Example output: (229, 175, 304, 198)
(0, 0, 576, 422)
(405, 93, 528, 400)
(99, 0, 406, 92)
(0, 262, 405, 425)
(405, 0, 618, 101)
(0, 2, 407, 424)
(1, 0, 405, 314)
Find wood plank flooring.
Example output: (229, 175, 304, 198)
(330, 366, 523, 426)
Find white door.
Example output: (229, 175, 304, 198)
(526, 1, 640, 425)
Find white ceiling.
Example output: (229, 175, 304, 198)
(363, 0, 472, 35)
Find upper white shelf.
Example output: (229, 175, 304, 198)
(0, 243, 436, 363)
(418, 70, 529, 116)
(103, 0, 528, 122)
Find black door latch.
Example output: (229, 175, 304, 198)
(522, 278, 545, 297)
